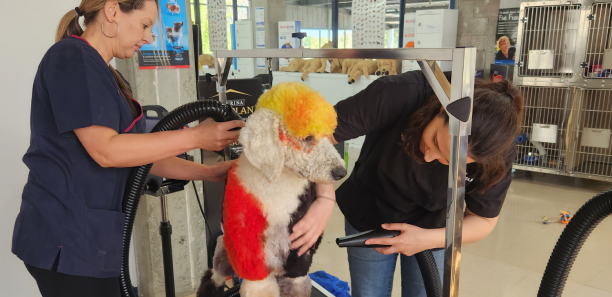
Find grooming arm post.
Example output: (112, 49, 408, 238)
(442, 47, 476, 297)
(214, 55, 234, 161)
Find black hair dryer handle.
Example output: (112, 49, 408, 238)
(222, 104, 245, 131)
(336, 229, 401, 248)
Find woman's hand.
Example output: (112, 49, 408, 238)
(366, 223, 438, 256)
(193, 119, 245, 151)
(202, 160, 236, 182)
(289, 197, 335, 256)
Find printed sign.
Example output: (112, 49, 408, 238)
(138, 0, 190, 69)
(495, 8, 520, 65)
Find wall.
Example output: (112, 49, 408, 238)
(0, 1, 82, 296)
(456, 0, 501, 77)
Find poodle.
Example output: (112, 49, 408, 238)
(197, 82, 347, 297)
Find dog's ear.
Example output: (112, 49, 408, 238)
(239, 109, 285, 182)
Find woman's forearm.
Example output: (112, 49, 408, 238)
(151, 157, 208, 180)
(316, 183, 337, 201)
(427, 211, 498, 250)
(75, 126, 199, 168)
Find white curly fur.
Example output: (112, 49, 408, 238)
(229, 107, 345, 296)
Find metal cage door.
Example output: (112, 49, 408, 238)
(515, 3, 582, 82)
(581, 2, 612, 80)
(566, 88, 612, 180)
(514, 86, 574, 173)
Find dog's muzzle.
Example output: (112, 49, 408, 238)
(331, 167, 347, 181)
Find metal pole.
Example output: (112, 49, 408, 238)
(159, 190, 175, 297)
(232, 0, 238, 22)
(214, 55, 233, 161)
(398, 0, 406, 48)
(332, 0, 339, 48)
(194, 1, 202, 55)
(443, 47, 476, 297)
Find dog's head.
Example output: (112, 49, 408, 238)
(239, 82, 346, 184)
(174, 22, 184, 30)
(375, 59, 396, 76)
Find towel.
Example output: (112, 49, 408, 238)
(309, 270, 351, 297)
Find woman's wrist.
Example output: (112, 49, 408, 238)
(426, 228, 446, 250)
(316, 196, 336, 204)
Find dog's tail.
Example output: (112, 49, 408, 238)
(197, 236, 235, 297)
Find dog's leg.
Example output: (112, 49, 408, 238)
(349, 69, 363, 84)
(301, 69, 313, 81)
(196, 236, 234, 297)
(277, 276, 312, 297)
(240, 275, 280, 297)
(315, 59, 327, 73)
(362, 63, 371, 79)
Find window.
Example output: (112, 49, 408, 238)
(301, 29, 353, 49)
(190, 0, 250, 54)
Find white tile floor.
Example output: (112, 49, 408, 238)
(309, 171, 612, 297)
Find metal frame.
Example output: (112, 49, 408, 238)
(214, 47, 476, 297)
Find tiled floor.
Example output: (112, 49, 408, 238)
(309, 171, 612, 297)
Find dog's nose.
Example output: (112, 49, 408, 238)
(375, 71, 381, 75)
(331, 167, 347, 181)
(385, 71, 390, 75)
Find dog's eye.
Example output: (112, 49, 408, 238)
(304, 135, 314, 142)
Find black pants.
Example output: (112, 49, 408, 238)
(25, 259, 121, 297)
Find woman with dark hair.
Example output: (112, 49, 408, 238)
(289, 71, 523, 297)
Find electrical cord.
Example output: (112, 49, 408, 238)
(192, 180, 213, 260)
(120, 100, 242, 297)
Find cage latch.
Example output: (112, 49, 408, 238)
(516, 61, 524, 67)
(580, 61, 588, 68)
(520, 17, 528, 23)
(587, 14, 595, 21)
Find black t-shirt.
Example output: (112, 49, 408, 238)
(333, 71, 515, 232)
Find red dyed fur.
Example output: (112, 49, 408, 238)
(223, 165, 269, 280)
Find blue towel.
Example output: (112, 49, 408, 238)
(309, 270, 351, 297)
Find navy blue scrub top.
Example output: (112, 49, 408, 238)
(12, 36, 145, 278)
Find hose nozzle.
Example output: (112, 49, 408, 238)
(336, 229, 401, 248)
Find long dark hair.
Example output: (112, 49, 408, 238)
(402, 79, 524, 192)
(55, 0, 159, 116)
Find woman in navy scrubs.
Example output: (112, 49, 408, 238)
(12, 1, 244, 296)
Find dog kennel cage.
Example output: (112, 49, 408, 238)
(581, 2, 612, 80)
(566, 88, 612, 180)
(513, 86, 574, 173)
(213, 47, 476, 297)
(514, 1, 582, 85)
(513, 0, 612, 182)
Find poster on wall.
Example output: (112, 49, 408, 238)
(494, 8, 520, 65)
(403, 13, 416, 48)
(255, 7, 265, 27)
(351, 0, 386, 48)
(138, 0, 190, 69)
(278, 21, 301, 68)
(401, 13, 417, 72)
